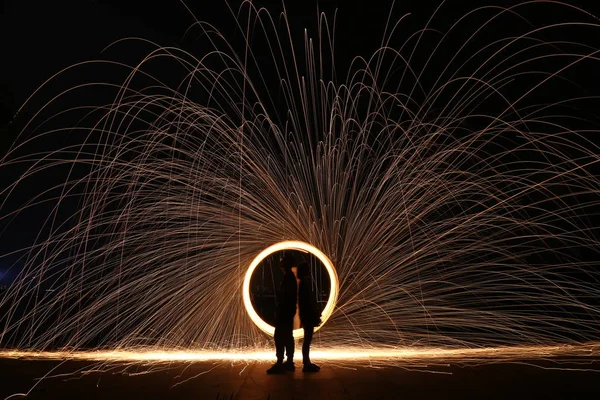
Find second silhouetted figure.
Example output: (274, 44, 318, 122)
(297, 262, 322, 372)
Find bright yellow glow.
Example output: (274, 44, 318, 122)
(242, 241, 339, 338)
(1, 343, 598, 363)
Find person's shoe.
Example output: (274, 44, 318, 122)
(302, 363, 320, 372)
(267, 362, 285, 374)
(284, 360, 295, 371)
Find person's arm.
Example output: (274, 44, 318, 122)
(307, 280, 322, 326)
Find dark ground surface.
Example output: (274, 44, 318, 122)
(1, 358, 599, 399)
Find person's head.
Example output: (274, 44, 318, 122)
(297, 262, 310, 281)
(279, 252, 295, 272)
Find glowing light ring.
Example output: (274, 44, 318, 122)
(243, 241, 339, 338)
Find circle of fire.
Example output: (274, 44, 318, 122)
(242, 241, 339, 338)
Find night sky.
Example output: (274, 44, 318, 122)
(3, 0, 600, 144)
(0, 0, 394, 118)
(5, 0, 598, 127)
(2, 0, 600, 282)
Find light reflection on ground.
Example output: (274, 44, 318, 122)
(1, 343, 598, 365)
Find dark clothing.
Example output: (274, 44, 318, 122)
(302, 325, 314, 365)
(274, 269, 297, 362)
(276, 270, 298, 320)
(298, 278, 322, 365)
(274, 318, 294, 362)
(298, 280, 322, 328)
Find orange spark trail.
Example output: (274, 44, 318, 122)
(1, 343, 599, 364)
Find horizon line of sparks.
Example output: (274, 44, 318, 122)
(1, 343, 599, 363)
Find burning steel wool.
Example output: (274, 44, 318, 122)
(1, 1, 600, 367)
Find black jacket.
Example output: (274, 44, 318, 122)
(298, 279, 322, 328)
(276, 270, 297, 321)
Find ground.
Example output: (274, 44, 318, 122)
(1, 357, 600, 399)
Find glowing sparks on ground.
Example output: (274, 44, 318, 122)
(1, 344, 598, 364)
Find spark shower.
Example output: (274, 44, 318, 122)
(1, 1, 600, 361)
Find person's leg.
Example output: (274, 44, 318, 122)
(267, 324, 286, 373)
(302, 325, 320, 372)
(302, 325, 314, 365)
(284, 319, 295, 369)
(275, 325, 286, 363)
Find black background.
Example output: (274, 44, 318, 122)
(2, 0, 600, 278)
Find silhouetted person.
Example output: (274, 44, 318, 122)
(267, 253, 297, 374)
(297, 262, 322, 372)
